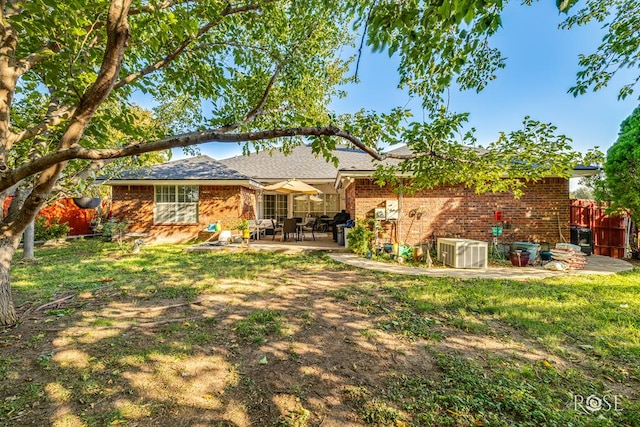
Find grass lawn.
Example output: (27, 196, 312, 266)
(1, 239, 638, 426)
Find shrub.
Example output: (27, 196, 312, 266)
(346, 219, 375, 256)
(99, 218, 128, 241)
(34, 216, 71, 241)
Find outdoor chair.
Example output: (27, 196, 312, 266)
(301, 217, 317, 241)
(272, 218, 298, 241)
(318, 215, 330, 232)
(271, 219, 282, 240)
(281, 218, 298, 241)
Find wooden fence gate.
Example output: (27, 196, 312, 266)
(570, 199, 630, 258)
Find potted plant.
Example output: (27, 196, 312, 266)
(234, 219, 251, 239)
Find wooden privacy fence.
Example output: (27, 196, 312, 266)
(570, 199, 630, 258)
(3, 197, 99, 236)
(39, 198, 99, 235)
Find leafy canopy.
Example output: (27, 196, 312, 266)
(2, 0, 610, 203)
(5, 0, 639, 230)
(596, 106, 640, 222)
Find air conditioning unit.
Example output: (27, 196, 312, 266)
(437, 238, 488, 269)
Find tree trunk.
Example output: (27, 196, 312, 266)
(23, 220, 34, 260)
(0, 237, 19, 326)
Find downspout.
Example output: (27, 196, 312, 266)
(398, 182, 403, 245)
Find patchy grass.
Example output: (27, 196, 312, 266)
(2, 240, 639, 426)
(395, 274, 640, 377)
(234, 309, 284, 343)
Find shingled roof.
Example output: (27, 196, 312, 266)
(108, 155, 250, 181)
(219, 144, 377, 180)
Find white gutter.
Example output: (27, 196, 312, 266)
(100, 179, 264, 189)
(335, 167, 600, 188)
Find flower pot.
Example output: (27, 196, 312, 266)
(509, 250, 530, 267)
(242, 229, 250, 239)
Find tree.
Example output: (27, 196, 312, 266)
(597, 106, 640, 221)
(571, 186, 594, 200)
(0, 0, 622, 325)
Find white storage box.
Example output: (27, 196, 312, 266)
(437, 238, 488, 269)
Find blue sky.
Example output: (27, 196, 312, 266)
(174, 1, 638, 161)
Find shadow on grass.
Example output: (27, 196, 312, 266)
(2, 240, 638, 426)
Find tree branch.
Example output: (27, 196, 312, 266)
(215, 63, 284, 133)
(69, 15, 104, 82)
(115, 0, 277, 90)
(0, 125, 382, 192)
(114, 20, 217, 89)
(15, 41, 62, 74)
(10, 103, 75, 145)
(9, 0, 133, 234)
(354, 1, 377, 79)
(128, 0, 183, 15)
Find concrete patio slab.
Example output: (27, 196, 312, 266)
(184, 235, 633, 280)
(184, 235, 349, 254)
(326, 253, 633, 280)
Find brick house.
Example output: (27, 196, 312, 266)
(105, 145, 596, 244)
(107, 156, 262, 242)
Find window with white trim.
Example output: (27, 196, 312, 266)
(263, 194, 288, 221)
(154, 185, 199, 224)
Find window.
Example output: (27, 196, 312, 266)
(263, 194, 287, 221)
(154, 185, 199, 224)
(324, 194, 340, 217)
(292, 193, 340, 218)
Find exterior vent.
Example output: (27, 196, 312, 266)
(437, 238, 488, 269)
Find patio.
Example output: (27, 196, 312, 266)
(185, 235, 633, 280)
(184, 232, 347, 254)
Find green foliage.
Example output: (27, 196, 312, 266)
(374, 114, 603, 197)
(33, 216, 70, 241)
(344, 385, 403, 426)
(98, 218, 129, 251)
(599, 106, 640, 221)
(571, 186, 594, 200)
(233, 219, 250, 231)
(4, 0, 611, 200)
(559, 0, 640, 100)
(234, 309, 284, 344)
(346, 220, 375, 256)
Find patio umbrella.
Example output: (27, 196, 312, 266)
(263, 179, 322, 195)
(295, 194, 323, 202)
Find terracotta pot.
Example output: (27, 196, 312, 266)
(509, 251, 530, 267)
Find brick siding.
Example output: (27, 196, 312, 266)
(347, 178, 570, 245)
(111, 185, 255, 243)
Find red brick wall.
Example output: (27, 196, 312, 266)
(111, 185, 254, 242)
(345, 181, 356, 219)
(348, 178, 570, 245)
